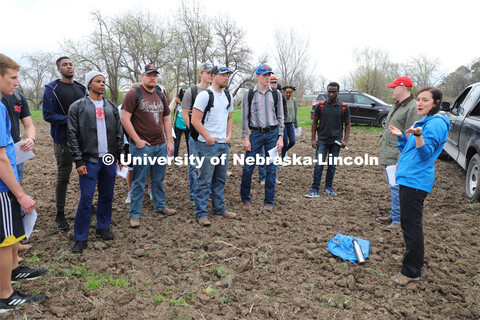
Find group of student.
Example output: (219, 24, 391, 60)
(0, 51, 451, 313)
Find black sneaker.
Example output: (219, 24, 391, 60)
(11, 266, 48, 283)
(95, 229, 114, 240)
(72, 241, 88, 254)
(55, 215, 70, 230)
(0, 290, 45, 314)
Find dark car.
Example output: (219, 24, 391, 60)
(310, 91, 392, 128)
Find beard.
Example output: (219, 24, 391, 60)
(62, 73, 74, 79)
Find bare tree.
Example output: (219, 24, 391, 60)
(212, 14, 255, 96)
(402, 55, 442, 88)
(18, 51, 57, 109)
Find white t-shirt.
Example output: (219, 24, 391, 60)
(90, 98, 109, 158)
(193, 87, 233, 143)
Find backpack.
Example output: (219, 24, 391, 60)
(314, 100, 347, 127)
(12, 91, 24, 110)
(123, 85, 168, 141)
(190, 88, 232, 141)
(247, 87, 279, 129)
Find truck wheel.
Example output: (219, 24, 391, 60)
(466, 153, 480, 203)
(379, 116, 387, 128)
(438, 149, 451, 161)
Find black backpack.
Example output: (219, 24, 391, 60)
(247, 87, 279, 129)
(13, 91, 24, 109)
(123, 85, 168, 141)
(190, 88, 232, 141)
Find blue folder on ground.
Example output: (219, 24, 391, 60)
(328, 233, 371, 263)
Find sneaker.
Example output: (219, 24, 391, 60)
(0, 290, 46, 313)
(55, 215, 70, 230)
(148, 189, 153, 200)
(221, 211, 236, 219)
(71, 241, 88, 254)
(323, 187, 337, 196)
(263, 204, 273, 212)
(11, 266, 48, 283)
(130, 217, 140, 228)
(376, 216, 393, 223)
(305, 189, 320, 198)
(95, 229, 114, 240)
(125, 192, 131, 204)
(198, 217, 211, 227)
(391, 272, 420, 286)
(157, 207, 176, 216)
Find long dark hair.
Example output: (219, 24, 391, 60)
(417, 86, 443, 116)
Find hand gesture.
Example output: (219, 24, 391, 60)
(388, 125, 403, 137)
(405, 127, 422, 136)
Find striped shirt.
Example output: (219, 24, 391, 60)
(241, 85, 284, 138)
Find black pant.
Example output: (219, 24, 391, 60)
(174, 127, 189, 158)
(399, 185, 428, 278)
(54, 143, 73, 214)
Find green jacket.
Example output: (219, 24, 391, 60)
(379, 95, 420, 165)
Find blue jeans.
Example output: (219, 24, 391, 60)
(74, 161, 116, 241)
(312, 140, 340, 191)
(386, 168, 401, 224)
(240, 129, 278, 205)
(129, 144, 167, 218)
(17, 162, 24, 184)
(258, 147, 267, 182)
(195, 142, 229, 220)
(188, 136, 199, 200)
(282, 122, 296, 158)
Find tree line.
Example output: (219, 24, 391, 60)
(15, 1, 480, 109)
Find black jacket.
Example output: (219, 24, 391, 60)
(67, 96, 124, 168)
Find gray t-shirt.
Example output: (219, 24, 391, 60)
(193, 87, 233, 143)
(182, 85, 208, 112)
(91, 98, 109, 157)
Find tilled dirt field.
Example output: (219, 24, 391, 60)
(7, 120, 480, 319)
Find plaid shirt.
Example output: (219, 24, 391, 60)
(241, 85, 284, 138)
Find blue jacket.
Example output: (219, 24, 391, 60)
(42, 79, 87, 144)
(395, 114, 450, 193)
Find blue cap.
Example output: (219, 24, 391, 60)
(255, 64, 274, 75)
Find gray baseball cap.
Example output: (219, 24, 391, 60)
(198, 62, 213, 72)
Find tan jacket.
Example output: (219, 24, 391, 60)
(379, 95, 420, 165)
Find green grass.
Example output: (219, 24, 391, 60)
(30, 109, 43, 120)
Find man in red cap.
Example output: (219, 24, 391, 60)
(377, 76, 420, 231)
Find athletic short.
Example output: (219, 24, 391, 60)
(124, 144, 133, 170)
(0, 191, 25, 247)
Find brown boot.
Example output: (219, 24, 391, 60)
(198, 217, 211, 227)
(221, 211, 237, 219)
(158, 207, 176, 216)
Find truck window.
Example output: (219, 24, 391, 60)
(452, 86, 480, 116)
(467, 101, 480, 119)
(451, 87, 471, 114)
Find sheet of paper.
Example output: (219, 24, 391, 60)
(386, 165, 398, 187)
(116, 165, 128, 179)
(15, 140, 35, 164)
(21, 208, 37, 239)
(172, 127, 176, 139)
(294, 127, 302, 136)
(267, 147, 280, 165)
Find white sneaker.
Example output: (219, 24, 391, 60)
(148, 189, 153, 200)
(125, 192, 131, 204)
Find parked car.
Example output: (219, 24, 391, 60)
(310, 91, 392, 128)
(440, 82, 480, 203)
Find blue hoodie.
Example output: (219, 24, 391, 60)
(42, 79, 86, 144)
(395, 114, 450, 193)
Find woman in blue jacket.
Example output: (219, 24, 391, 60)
(388, 86, 450, 286)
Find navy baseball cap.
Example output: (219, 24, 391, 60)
(211, 65, 233, 75)
(256, 64, 274, 75)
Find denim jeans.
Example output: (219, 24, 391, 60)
(54, 143, 73, 213)
(74, 161, 116, 241)
(399, 185, 428, 278)
(194, 141, 229, 220)
(282, 122, 296, 158)
(188, 136, 199, 200)
(16, 162, 24, 184)
(240, 129, 278, 205)
(312, 140, 340, 191)
(258, 146, 267, 182)
(129, 143, 167, 218)
(386, 168, 401, 224)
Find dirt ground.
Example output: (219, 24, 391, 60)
(6, 120, 480, 320)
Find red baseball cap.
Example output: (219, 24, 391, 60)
(386, 76, 413, 88)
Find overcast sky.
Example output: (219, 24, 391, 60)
(3, 0, 479, 83)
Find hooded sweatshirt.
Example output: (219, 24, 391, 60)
(395, 114, 450, 193)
